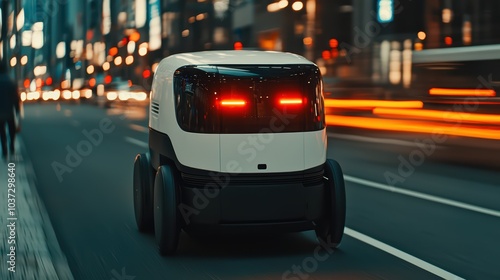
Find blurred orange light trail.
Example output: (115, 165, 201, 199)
(373, 108, 500, 125)
(326, 115, 500, 140)
(429, 88, 496, 97)
(324, 99, 423, 109)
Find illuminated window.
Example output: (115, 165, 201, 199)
(135, 0, 147, 28)
(442, 8, 452, 23)
(377, 0, 393, 23)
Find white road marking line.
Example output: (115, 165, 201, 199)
(345, 175, 500, 218)
(328, 133, 422, 147)
(129, 124, 149, 133)
(125, 137, 148, 149)
(344, 227, 465, 280)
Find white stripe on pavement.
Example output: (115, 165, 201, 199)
(125, 137, 148, 149)
(344, 227, 465, 280)
(345, 175, 500, 218)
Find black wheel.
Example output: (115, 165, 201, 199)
(154, 165, 181, 256)
(315, 159, 346, 248)
(133, 153, 154, 232)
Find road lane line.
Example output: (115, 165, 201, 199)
(344, 227, 465, 280)
(125, 137, 148, 149)
(129, 124, 149, 133)
(328, 133, 421, 147)
(345, 175, 500, 218)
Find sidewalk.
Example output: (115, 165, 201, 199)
(0, 137, 73, 279)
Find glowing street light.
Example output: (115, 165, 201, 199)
(417, 31, 426, 41)
(291, 1, 303, 11)
(56, 42, 66, 58)
(87, 65, 95, 75)
(138, 43, 148, 56)
(20, 55, 28, 65)
(103, 62, 110, 71)
(267, 0, 288, 12)
(126, 55, 134, 65)
(127, 41, 136, 54)
(114, 56, 123, 66)
(10, 57, 17, 67)
(303, 37, 313, 46)
(196, 13, 206, 21)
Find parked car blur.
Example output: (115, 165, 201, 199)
(99, 81, 149, 107)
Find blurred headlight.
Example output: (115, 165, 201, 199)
(118, 91, 129, 101)
(21, 92, 27, 102)
(83, 89, 93, 99)
(107, 91, 118, 101)
(63, 90, 72, 100)
(72, 90, 81, 99)
(131, 91, 148, 101)
(42, 91, 50, 101)
(53, 90, 61, 101)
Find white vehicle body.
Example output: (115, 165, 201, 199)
(149, 50, 326, 174)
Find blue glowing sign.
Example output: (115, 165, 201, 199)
(377, 0, 394, 23)
(149, 0, 162, 51)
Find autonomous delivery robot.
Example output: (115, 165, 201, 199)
(133, 50, 346, 255)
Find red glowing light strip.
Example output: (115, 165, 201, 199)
(220, 99, 246, 106)
(279, 98, 303, 105)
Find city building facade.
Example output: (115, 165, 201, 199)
(1, 0, 499, 93)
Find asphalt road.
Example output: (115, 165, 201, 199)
(20, 102, 500, 280)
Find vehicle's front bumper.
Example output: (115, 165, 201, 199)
(179, 167, 326, 233)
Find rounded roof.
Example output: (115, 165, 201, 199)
(159, 50, 315, 70)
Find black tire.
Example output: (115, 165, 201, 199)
(133, 153, 154, 232)
(315, 159, 346, 248)
(154, 165, 181, 256)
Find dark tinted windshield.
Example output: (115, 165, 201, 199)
(173, 64, 324, 134)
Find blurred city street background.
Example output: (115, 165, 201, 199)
(1, 0, 500, 279)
